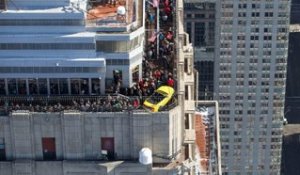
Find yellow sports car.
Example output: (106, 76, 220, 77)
(143, 86, 175, 112)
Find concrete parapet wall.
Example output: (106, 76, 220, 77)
(0, 108, 182, 163)
(0, 161, 151, 175)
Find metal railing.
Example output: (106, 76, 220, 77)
(0, 94, 178, 115)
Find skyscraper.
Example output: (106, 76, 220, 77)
(0, 0, 200, 174)
(215, 0, 290, 174)
(184, 0, 216, 100)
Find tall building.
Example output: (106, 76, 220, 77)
(0, 0, 203, 174)
(215, 0, 290, 174)
(184, 0, 216, 100)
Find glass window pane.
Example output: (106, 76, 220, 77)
(0, 79, 5, 95)
(38, 78, 48, 95)
(59, 78, 68, 95)
(8, 79, 17, 95)
(80, 78, 89, 95)
(28, 78, 38, 95)
(91, 78, 100, 95)
(18, 79, 27, 95)
(71, 79, 80, 94)
(50, 79, 59, 95)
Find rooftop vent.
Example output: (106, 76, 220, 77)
(117, 6, 126, 15)
(139, 148, 152, 165)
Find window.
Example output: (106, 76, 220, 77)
(185, 85, 189, 100)
(91, 78, 101, 95)
(42, 137, 56, 160)
(131, 65, 139, 83)
(0, 138, 5, 160)
(0, 43, 95, 50)
(251, 12, 260, 17)
(96, 37, 140, 52)
(7, 79, 17, 95)
(0, 79, 5, 95)
(38, 79, 48, 95)
(0, 0, 6, 10)
(0, 19, 83, 26)
(265, 12, 273, 17)
(184, 58, 188, 73)
(195, 14, 205, 18)
(70, 78, 89, 95)
(194, 22, 205, 47)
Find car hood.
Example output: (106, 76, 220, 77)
(143, 100, 156, 108)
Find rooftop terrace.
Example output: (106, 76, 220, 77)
(86, 0, 137, 30)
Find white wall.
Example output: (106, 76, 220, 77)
(0, 110, 184, 162)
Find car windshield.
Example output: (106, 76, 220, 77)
(147, 92, 166, 104)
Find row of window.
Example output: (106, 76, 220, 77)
(185, 22, 215, 47)
(221, 19, 289, 26)
(0, 67, 103, 73)
(184, 2, 215, 10)
(0, 78, 102, 95)
(185, 13, 215, 19)
(106, 59, 129, 65)
(222, 12, 287, 18)
(96, 36, 141, 53)
(222, 2, 288, 10)
(0, 19, 84, 26)
(0, 0, 5, 10)
(220, 50, 287, 56)
(0, 43, 95, 50)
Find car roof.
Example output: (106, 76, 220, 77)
(156, 85, 175, 95)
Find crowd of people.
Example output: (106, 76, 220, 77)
(0, 95, 141, 114)
(118, 0, 176, 97)
(0, 0, 177, 114)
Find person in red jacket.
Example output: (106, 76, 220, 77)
(167, 77, 174, 87)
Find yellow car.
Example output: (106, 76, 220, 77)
(143, 86, 175, 112)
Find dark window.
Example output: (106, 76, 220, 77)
(195, 14, 205, 18)
(132, 65, 139, 83)
(184, 114, 189, 129)
(184, 58, 188, 73)
(194, 22, 205, 47)
(0, 0, 6, 10)
(101, 137, 115, 160)
(42, 137, 56, 160)
(185, 85, 189, 100)
(0, 79, 5, 95)
(0, 138, 6, 161)
(195, 61, 214, 100)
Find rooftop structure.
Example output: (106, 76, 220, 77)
(194, 101, 221, 175)
(184, 0, 216, 100)
(215, 0, 290, 174)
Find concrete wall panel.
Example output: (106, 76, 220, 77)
(0, 162, 12, 175)
(11, 113, 33, 159)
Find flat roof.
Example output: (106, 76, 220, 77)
(86, 0, 135, 28)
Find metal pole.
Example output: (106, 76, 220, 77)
(156, 1, 160, 60)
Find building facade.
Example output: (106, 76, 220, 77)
(0, 0, 198, 174)
(0, 0, 144, 95)
(215, 0, 290, 174)
(184, 0, 216, 100)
